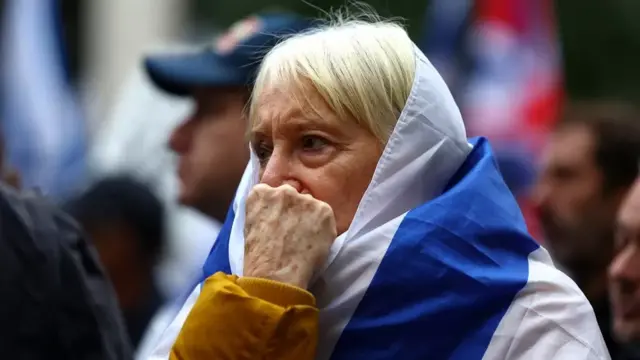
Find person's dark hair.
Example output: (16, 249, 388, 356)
(64, 175, 165, 263)
(557, 100, 640, 192)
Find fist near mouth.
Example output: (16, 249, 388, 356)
(243, 184, 337, 289)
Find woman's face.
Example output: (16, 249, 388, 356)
(250, 85, 383, 235)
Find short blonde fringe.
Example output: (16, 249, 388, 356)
(248, 3, 416, 144)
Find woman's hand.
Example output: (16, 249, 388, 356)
(244, 183, 337, 289)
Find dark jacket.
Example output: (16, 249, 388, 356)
(0, 183, 133, 359)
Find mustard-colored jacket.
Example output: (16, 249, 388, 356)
(170, 272, 318, 360)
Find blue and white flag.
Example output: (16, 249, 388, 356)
(1, 0, 87, 200)
(146, 48, 609, 359)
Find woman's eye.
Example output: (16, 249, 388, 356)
(254, 143, 272, 164)
(301, 135, 327, 151)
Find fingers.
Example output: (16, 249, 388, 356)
(243, 181, 337, 289)
(248, 183, 297, 206)
(249, 183, 305, 203)
(250, 183, 297, 195)
(277, 183, 300, 196)
(247, 182, 335, 224)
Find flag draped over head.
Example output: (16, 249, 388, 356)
(1, 0, 87, 200)
(148, 47, 608, 359)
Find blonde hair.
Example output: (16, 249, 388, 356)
(249, 9, 416, 144)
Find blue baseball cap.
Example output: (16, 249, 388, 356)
(144, 13, 315, 96)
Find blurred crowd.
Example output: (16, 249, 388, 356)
(2, 0, 640, 359)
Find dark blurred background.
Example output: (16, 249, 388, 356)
(49, 0, 640, 100)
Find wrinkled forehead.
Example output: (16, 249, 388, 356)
(248, 81, 344, 136)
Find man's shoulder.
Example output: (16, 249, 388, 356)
(0, 183, 84, 259)
(0, 183, 134, 359)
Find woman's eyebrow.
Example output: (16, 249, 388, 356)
(248, 127, 266, 142)
(246, 118, 266, 140)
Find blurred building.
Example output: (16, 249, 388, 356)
(81, 0, 187, 128)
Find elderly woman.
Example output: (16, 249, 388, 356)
(150, 16, 610, 360)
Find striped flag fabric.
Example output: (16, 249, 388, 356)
(145, 49, 608, 359)
(1, 0, 87, 200)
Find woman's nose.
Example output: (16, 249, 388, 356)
(260, 151, 287, 187)
(259, 152, 303, 192)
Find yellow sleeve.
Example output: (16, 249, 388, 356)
(170, 271, 318, 360)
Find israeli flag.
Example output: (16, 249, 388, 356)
(146, 48, 609, 359)
(1, 0, 87, 200)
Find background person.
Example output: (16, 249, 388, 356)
(66, 175, 166, 349)
(144, 13, 314, 224)
(0, 182, 133, 359)
(611, 178, 640, 359)
(532, 101, 640, 355)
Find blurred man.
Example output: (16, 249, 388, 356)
(66, 176, 165, 349)
(144, 13, 313, 224)
(611, 179, 640, 359)
(533, 101, 640, 356)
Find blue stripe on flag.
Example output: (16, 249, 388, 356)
(201, 207, 235, 278)
(331, 138, 539, 359)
